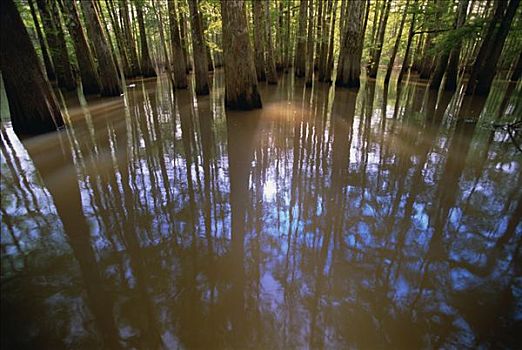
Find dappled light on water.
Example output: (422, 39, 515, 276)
(1, 72, 521, 349)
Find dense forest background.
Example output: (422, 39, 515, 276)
(0, 0, 521, 134)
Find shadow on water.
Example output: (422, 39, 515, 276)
(1, 71, 521, 349)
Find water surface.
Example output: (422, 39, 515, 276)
(1, 72, 521, 349)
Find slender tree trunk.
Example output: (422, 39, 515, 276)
(397, 0, 418, 84)
(314, 0, 324, 71)
(265, 0, 278, 84)
(445, 0, 469, 91)
(201, 15, 214, 71)
(384, 0, 409, 85)
(28, 0, 55, 81)
(318, 0, 332, 81)
(336, 0, 365, 88)
(253, 0, 266, 81)
(368, 0, 391, 78)
(510, 52, 522, 82)
(179, 10, 191, 72)
(466, 0, 520, 96)
(119, 0, 140, 77)
(36, 0, 76, 90)
(152, 0, 175, 88)
(325, 0, 338, 83)
(167, 0, 187, 87)
(0, 0, 64, 134)
(220, 0, 262, 110)
(59, 0, 101, 94)
(81, 0, 122, 96)
(283, 0, 291, 72)
(136, 2, 156, 77)
(295, 0, 308, 77)
(305, 0, 315, 86)
(188, 0, 210, 95)
(106, 0, 130, 76)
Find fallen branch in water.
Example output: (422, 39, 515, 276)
(492, 121, 522, 152)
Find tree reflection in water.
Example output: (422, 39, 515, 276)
(1, 72, 521, 349)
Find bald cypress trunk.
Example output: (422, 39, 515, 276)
(253, 0, 266, 81)
(304, 0, 315, 86)
(188, 0, 210, 95)
(106, 0, 130, 76)
(220, 0, 262, 110)
(324, 0, 338, 83)
(60, 0, 101, 95)
(167, 0, 187, 87)
(384, 0, 409, 85)
(368, 0, 391, 78)
(336, 0, 365, 88)
(36, 0, 76, 90)
(27, 0, 55, 82)
(397, 0, 418, 84)
(136, 2, 156, 77)
(466, 0, 520, 96)
(295, 0, 308, 77)
(445, 0, 469, 91)
(0, 0, 64, 135)
(119, 0, 140, 77)
(179, 10, 191, 73)
(81, 0, 122, 97)
(264, 0, 278, 84)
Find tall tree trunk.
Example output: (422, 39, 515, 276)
(384, 0, 409, 85)
(295, 0, 308, 77)
(119, 0, 140, 77)
(59, 0, 101, 95)
(201, 15, 214, 71)
(325, 0, 338, 83)
(0, 0, 64, 134)
(510, 51, 522, 82)
(253, 0, 266, 81)
(220, 0, 262, 110)
(304, 0, 315, 86)
(81, 0, 122, 96)
(336, 0, 365, 88)
(136, 2, 156, 77)
(397, 0, 418, 84)
(466, 0, 520, 96)
(179, 10, 191, 72)
(188, 0, 210, 95)
(444, 0, 469, 91)
(283, 0, 291, 72)
(36, 0, 76, 90)
(106, 0, 130, 76)
(368, 0, 391, 78)
(314, 0, 324, 71)
(318, 0, 333, 82)
(27, 0, 55, 81)
(264, 0, 278, 84)
(167, 0, 187, 87)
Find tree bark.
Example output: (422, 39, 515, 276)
(27, 0, 55, 81)
(36, 0, 76, 90)
(466, 0, 520, 96)
(167, 0, 187, 87)
(220, 0, 262, 110)
(336, 0, 365, 88)
(397, 0, 418, 84)
(295, 0, 308, 77)
(324, 0, 338, 84)
(0, 0, 64, 135)
(264, 0, 278, 84)
(384, 0, 409, 85)
(318, 0, 333, 81)
(136, 2, 156, 77)
(59, 0, 101, 95)
(119, 0, 140, 77)
(368, 0, 391, 78)
(106, 0, 130, 76)
(444, 0, 469, 91)
(81, 0, 122, 96)
(188, 0, 210, 95)
(304, 0, 315, 86)
(252, 0, 266, 81)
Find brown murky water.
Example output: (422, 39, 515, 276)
(1, 71, 521, 349)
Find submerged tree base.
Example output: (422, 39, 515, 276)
(225, 85, 262, 110)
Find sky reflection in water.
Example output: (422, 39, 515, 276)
(1, 72, 521, 349)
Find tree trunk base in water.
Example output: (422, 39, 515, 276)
(225, 86, 262, 110)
